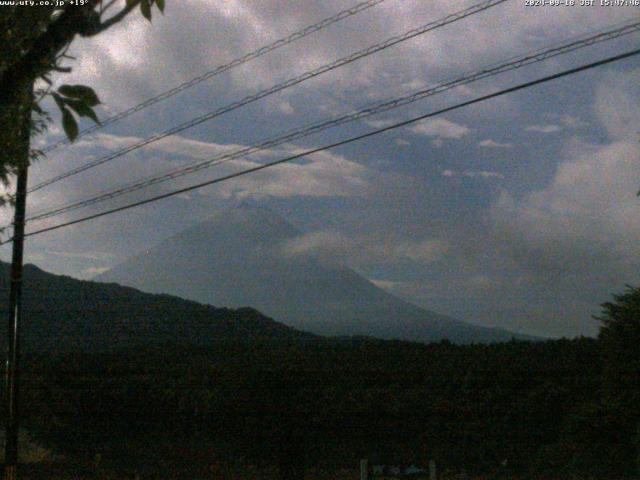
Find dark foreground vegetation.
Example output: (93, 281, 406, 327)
(0, 264, 638, 479)
(10, 334, 640, 479)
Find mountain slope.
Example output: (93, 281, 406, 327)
(97, 204, 526, 343)
(0, 261, 315, 353)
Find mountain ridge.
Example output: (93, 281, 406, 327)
(0, 261, 316, 353)
(97, 204, 531, 343)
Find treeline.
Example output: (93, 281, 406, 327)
(12, 333, 638, 479)
(0, 267, 637, 479)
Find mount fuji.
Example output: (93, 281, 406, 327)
(96, 204, 527, 343)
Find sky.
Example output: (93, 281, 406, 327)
(1, 0, 639, 338)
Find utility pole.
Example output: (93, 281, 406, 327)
(3, 163, 27, 480)
(3, 85, 32, 480)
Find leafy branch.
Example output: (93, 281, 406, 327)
(43, 0, 165, 143)
(51, 85, 101, 142)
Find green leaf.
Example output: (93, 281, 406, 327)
(155, 0, 165, 13)
(58, 84, 100, 106)
(140, 0, 152, 20)
(51, 92, 65, 111)
(64, 99, 100, 125)
(61, 108, 79, 142)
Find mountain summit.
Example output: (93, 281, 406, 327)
(97, 205, 525, 343)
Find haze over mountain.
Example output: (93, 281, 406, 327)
(0, 261, 313, 353)
(97, 204, 527, 343)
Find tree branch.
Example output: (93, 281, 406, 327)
(100, 0, 118, 15)
(1, 1, 104, 90)
(89, 0, 142, 36)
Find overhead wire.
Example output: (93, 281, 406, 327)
(40, 0, 390, 153)
(28, 0, 509, 193)
(3, 47, 637, 245)
(21, 20, 640, 225)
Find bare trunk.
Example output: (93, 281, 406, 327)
(2, 78, 32, 480)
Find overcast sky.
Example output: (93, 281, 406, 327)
(2, 0, 639, 338)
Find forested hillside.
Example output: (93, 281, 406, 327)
(12, 335, 639, 479)
(0, 262, 637, 479)
(0, 262, 315, 352)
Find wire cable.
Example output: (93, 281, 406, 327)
(4, 47, 636, 245)
(29, 0, 509, 193)
(22, 20, 640, 224)
(40, 0, 390, 153)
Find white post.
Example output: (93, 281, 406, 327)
(360, 459, 368, 480)
(429, 459, 436, 480)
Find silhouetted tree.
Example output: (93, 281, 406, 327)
(0, 0, 165, 204)
(597, 286, 640, 476)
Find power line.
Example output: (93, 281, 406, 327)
(4, 48, 637, 245)
(28, 0, 509, 193)
(26, 19, 638, 222)
(22, 20, 640, 224)
(40, 0, 389, 154)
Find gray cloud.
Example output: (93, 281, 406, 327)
(442, 169, 504, 179)
(524, 124, 562, 134)
(409, 118, 471, 139)
(281, 230, 449, 267)
(60, 0, 634, 119)
(490, 69, 640, 273)
(6, 0, 638, 340)
(479, 139, 512, 148)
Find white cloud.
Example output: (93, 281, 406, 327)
(525, 124, 562, 134)
(441, 169, 503, 179)
(210, 147, 370, 199)
(594, 68, 640, 141)
(46, 250, 117, 261)
(371, 275, 497, 298)
(33, 124, 63, 148)
(395, 138, 410, 146)
(463, 170, 504, 179)
(82, 266, 110, 276)
(490, 70, 640, 276)
(491, 139, 640, 275)
(20, 133, 374, 261)
(557, 114, 588, 129)
(369, 279, 403, 291)
(393, 239, 449, 263)
(18, 0, 639, 339)
(57, 0, 635, 122)
(479, 139, 512, 148)
(365, 118, 397, 129)
(76, 133, 254, 161)
(409, 118, 470, 139)
(278, 101, 295, 115)
(281, 230, 448, 266)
